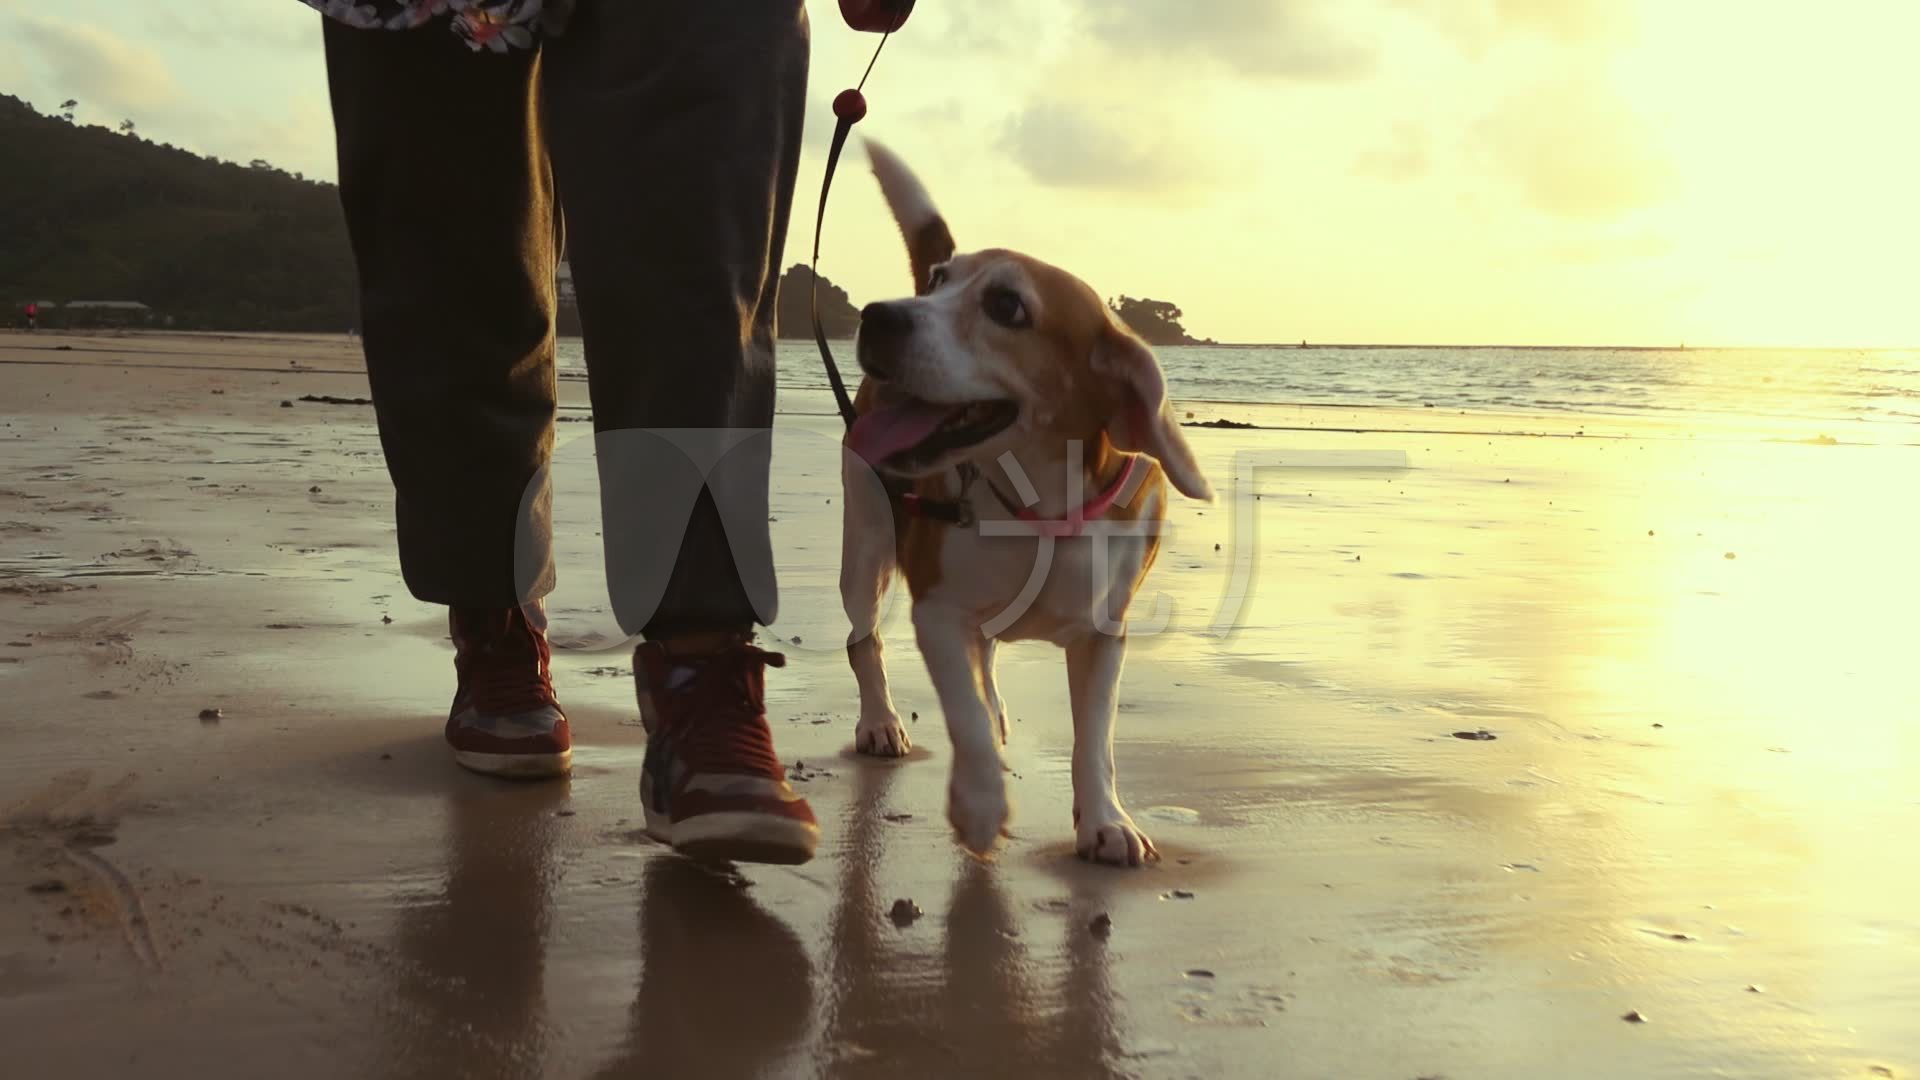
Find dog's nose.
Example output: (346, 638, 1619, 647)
(860, 301, 912, 339)
(857, 301, 912, 379)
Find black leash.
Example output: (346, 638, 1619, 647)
(809, 31, 893, 431)
(806, 13, 981, 526)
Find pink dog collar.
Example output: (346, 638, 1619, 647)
(1010, 454, 1143, 538)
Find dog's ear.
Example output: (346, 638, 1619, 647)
(1091, 319, 1214, 502)
(865, 137, 955, 296)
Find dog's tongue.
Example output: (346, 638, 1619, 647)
(849, 400, 952, 464)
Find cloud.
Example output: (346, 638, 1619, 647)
(1475, 76, 1672, 219)
(1354, 121, 1430, 181)
(999, 101, 1207, 193)
(132, 2, 316, 52)
(928, 0, 1027, 54)
(1080, 0, 1372, 81)
(1494, 0, 1634, 45)
(1390, 0, 1634, 53)
(12, 15, 184, 117)
(1547, 230, 1675, 264)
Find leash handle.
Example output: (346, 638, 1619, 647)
(840, 0, 915, 33)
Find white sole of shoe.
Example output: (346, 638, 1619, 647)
(642, 805, 818, 866)
(453, 747, 573, 779)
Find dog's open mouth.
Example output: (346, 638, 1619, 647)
(849, 397, 1020, 470)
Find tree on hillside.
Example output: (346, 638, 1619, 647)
(1109, 295, 1206, 346)
(58, 99, 77, 123)
(118, 119, 136, 134)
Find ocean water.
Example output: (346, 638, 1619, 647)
(556, 340, 1920, 440)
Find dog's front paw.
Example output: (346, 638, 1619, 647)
(854, 710, 912, 757)
(947, 774, 1011, 855)
(1074, 804, 1157, 868)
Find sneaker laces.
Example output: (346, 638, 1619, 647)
(651, 643, 787, 779)
(452, 605, 560, 716)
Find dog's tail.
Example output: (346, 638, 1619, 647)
(865, 137, 956, 297)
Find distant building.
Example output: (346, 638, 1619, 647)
(555, 262, 581, 336)
(62, 301, 155, 327)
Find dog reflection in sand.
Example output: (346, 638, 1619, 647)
(839, 140, 1213, 867)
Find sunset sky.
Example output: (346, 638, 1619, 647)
(5, 0, 1917, 347)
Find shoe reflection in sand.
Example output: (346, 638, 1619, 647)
(381, 781, 569, 1080)
(379, 757, 1120, 1078)
(589, 857, 813, 1078)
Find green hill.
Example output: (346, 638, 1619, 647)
(0, 94, 865, 337)
(1, 93, 1203, 343)
(0, 94, 356, 331)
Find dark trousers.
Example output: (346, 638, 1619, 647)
(322, 1, 809, 636)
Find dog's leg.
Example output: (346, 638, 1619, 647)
(981, 639, 1010, 746)
(1065, 631, 1154, 867)
(842, 457, 910, 757)
(913, 606, 1009, 854)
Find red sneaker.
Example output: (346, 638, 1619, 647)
(635, 639, 818, 865)
(446, 601, 572, 779)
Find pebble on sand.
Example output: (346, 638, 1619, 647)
(1621, 1010, 1648, 1024)
(1452, 729, 1497, 741)
(1724, 552, 1737, 560)
(1089, 913, 1113, 938)
(26, 880, 67, 894)
(888, 898, 922, 926)
(198, 707, 223, 722)
(280, 401, 292, 408)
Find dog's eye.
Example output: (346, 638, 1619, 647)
(927, 266, 948, 291)
(982, 286, 1031, 329)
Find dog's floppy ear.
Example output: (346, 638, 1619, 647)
(1092, 319, 1214, 502)
(865, 137, 955, 296)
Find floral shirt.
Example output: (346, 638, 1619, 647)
(303, 0, 574, 52)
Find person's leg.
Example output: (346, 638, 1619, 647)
(324, 17, 571, 777)
(541, 0, 806, 639)
(325, 19, 559, 607)
(542, 0, 815, 860)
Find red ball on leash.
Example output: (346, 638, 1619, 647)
(833, 88, 868, 122)
(840, 0, 915, 33)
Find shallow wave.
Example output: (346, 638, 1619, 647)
(558, 341, 1920, 430)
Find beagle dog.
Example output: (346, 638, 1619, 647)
(839, 140, 1213, 867)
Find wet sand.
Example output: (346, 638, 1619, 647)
(2, 330, 1917, 1079)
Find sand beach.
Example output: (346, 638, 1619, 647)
(2, 330, 1916, 1078)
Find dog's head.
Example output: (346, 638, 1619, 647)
(850, 140, 1212, 502)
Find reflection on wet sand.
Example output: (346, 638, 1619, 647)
(382, 781, 569, 1080)
(383, 777, 813, 1077)
(588, 858, 813, 1078)
(820, 756, 1125, 1077)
